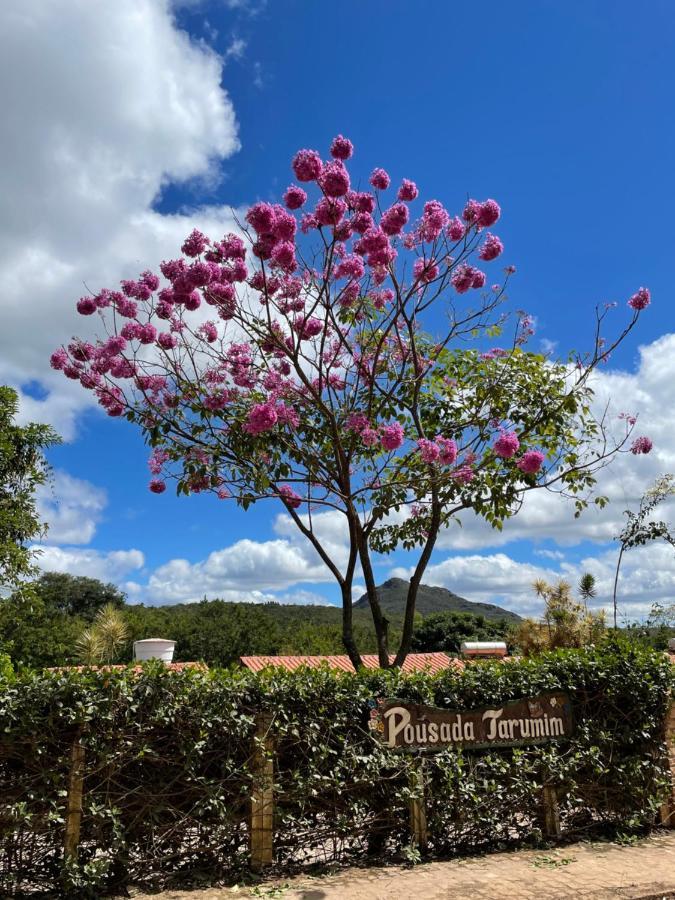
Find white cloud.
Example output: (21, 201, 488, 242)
(390, 539, 675, 622)
(33, 546, 145, 583)
(535, 549, 565, 561)
(572, 542, 675, 621)
(145, 537, 336, 603)
(224, 36, 246, 61)
(273, 509, 351, 569)
(37, 470, 107, 545)
(0, 0, 240, 437)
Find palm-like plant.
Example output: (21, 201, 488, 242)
(75, 603, 129, 665)
(513, 574, 604, 655)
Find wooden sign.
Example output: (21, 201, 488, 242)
(369, 692, 573, 752)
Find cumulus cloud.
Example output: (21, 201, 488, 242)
(273, 509, 351, 569)
(0, 0, 240, 437)
(33, 546, 145, 584)
(37, 470, 107, 545)
(145, 537, 336, 604)
(390, 539, 675, 621)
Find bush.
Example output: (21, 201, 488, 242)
(0, 642, 672, 895)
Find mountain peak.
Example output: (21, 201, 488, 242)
(354, 579, 521, 622)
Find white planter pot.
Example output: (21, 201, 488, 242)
(133, 638, 176, 663)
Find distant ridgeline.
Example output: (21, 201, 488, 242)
(353, 578, 522, 623)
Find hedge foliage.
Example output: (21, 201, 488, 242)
(0, 640, 673, 896)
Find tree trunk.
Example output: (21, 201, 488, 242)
(394, 501, 441, 668)
(341, 582, 363, 670)
(355, 525, 390, 666)
(612, 545, 625, 629)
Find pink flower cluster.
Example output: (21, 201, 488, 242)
(417, 436, 458, 466)
(369, 168, 390, 190)
(478, 233, 504, 261)
(493, 431, 520, 458)
(397, 179, 418, 201)
(493, 432, 545, 474)
(381, 422, 405, 450)
(278, 484, 302, 508)
(630, 436, 653, 455)
(244, 399, 300, 435)
(451, 264, 486, 294)
(346, 415, 405, 452)
(462, 198, 501, 228)
(414, 258, 439, 284)
(516, 450, 545, 474)
(245, 203, 298, 272)
(283, 185, 307, 210)
(628, 287, 650, 311)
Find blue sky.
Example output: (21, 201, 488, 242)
(2, 0, 674, 618)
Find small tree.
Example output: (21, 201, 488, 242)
(412, 611, 509, 654)
(513, 575, 605, 655)
(76, 603, 129, 665)
(32, 571, 126, 621)
(0, 386, 59, 590)
(612, 474, 675, 628)
(647, 600, 675, 629)
(54, 136, 652, 668)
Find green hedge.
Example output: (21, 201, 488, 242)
(0, 640, 672, 895)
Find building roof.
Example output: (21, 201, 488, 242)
(240, 652, 461, 674)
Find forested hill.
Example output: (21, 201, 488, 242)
(354, 578, 522, 623)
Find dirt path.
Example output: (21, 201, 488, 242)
(129, 831, 675, 900)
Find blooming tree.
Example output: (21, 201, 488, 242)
(53, 136, 652, 667)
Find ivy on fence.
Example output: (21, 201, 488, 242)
(0, 639, 672, 896)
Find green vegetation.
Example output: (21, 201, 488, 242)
(1, 640, 671, 894)
(29, 571, 126, 620)
(411, 610, 511, 653)
(512, 575, 606, 656)
(0, 573, 516, 669)
(0, 386, 59, 590)
(3, 566, 672, 669)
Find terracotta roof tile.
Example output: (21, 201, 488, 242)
(240, 652, 461, 674)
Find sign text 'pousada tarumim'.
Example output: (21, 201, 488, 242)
(369, 692, 573, 752)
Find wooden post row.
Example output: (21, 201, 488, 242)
(408, 758, 428, 851)
(541, 784, 561, 839)
(64, 733, 86, 861)
(250, 713, 275, 871)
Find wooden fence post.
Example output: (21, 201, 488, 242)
(659, 700, 675, 828)
(541, 784, 561, 839)
(408, 757, 428, 851)
(64, 732, 86, 861)
(250, 713, 274, 872)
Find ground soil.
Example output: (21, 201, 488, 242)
(127, 830, 675, 900)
